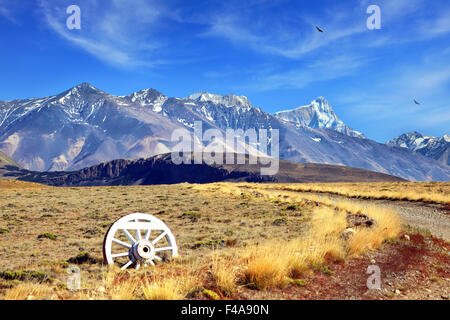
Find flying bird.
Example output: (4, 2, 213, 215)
(315, 26, 324, 33)
(414, 99, 421, 105)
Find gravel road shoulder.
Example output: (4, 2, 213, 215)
(306, 192, 450, 241)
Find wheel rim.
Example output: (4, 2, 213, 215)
(103, 213, 178, 270)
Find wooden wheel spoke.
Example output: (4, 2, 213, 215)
(152, 231, 167, 245)
(135, 219, 141, 241)
(121, 229, 136, 244)
(112, 238, 132, 248)
(121, 260, 133, 270)
(155, 246, 172, 252)
(111, 252, 129, 258)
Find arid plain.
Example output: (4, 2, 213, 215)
(0, 180, 448, 300)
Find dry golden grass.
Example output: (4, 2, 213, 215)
(210, 255, 237, 297)
(3, 282, 54, 300)
(275, 182, 450, 204)
(310, 206, 347, 239)
(111, 280, 140, 300)
(208, 181, 450, 204)
(0, 179, 48, 189)
(231, 198, 401, 290)
(192, 183, 402, 290)
(0, 181, 404, 299)
(241, 242, 290, 290)
(142, 270, 200, 300)
(142, 278, 184, 300)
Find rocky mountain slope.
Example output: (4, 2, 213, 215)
(274, 97, 365, 138)
(0, 150, 20, 168)
(387, 131, 449, 166)
(12, 153, 405, 186)
(1, 83, 449, 181)
(0, 150, 22, 179)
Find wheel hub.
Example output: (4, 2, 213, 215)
(131, 240, 155, 261)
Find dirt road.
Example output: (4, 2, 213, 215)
(305, 192, 450, 241)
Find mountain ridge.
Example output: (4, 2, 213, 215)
(387, 131, 450, 166)
(274, 97, 365, 138)
(7, 152, 406, 187)
(0, 83, 449, 181)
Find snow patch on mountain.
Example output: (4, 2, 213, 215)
(125, 88, 168, 112)
(387, 131, 450, 166)
(186, 91, 254, 111)
(0, 83, 449, 181)
(274, 97, 365, 138)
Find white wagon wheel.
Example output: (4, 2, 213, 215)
(103, 213, 178, 270)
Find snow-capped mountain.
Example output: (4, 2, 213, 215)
(387, 131, 450, 166)
(0, 83, 449, 181)
(187, 91, 254, 111)
(274, 97, 365, 138)
(122, 88, 168, 112)
(0, 83, 183, 171)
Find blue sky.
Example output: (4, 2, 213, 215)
(0, 0, 449, 142)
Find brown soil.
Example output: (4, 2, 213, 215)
(235, 233, 449, 300)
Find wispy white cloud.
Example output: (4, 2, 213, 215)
(359, 0, 424, 20)
(418, 106, 450, 127)
(417, 9, 450, 38)
(39, 0, 168, 68)
(333, 59, 450, 136)
(242, 54, 369, 91)
(31, 0, 450, 74)
(360, 0, 450, 44)
(406, 69, 450, 93)
(0, 0, 18, 23)
(202, 3, 367, 59)
(202, 0, 450, 61)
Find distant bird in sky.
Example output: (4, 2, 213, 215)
(414, 99, 421, 105)
(315, 26, 324, 33)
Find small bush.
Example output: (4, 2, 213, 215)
(313, 264, 334, 276)
(0, 270, 53, 283)
(67, 252, 101, 265)
(288, 278, 307, 287)
(273, 218, 287, 226)
(192, 239, 226, 249)
(182, 211, 200, 222)
(37, 233, 57, 240)
(203, 289, 220, 300)
(284, 204, 299, 211)
(42, 207, 62, 213)
(56, 261, 69, 268)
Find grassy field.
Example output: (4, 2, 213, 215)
(262, 182, 450, 204)
(0, 180, 447, 300)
